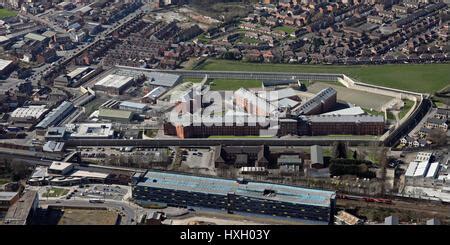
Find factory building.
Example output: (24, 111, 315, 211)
(66, 123, 115, 139)
(98, 109, 134, 123)
(142, 86, 167, 104)
(147, 72, 182, 89)
(132, 170, 336, 224)
(35, 101, 75, 129)
(94, 74, 134, 94)
(119, 101, 148, 113)
(54, 66, 101, 87)
(10, 105, 48, 126)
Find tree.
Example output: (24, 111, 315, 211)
(353, 150, 358, 160)
(333, 141, 348, 159)
(10, 161, 29, 181)
(427, 129, 446, 146)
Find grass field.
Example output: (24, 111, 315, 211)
(0, 8, 16, 19)
(274, 25, 296, 34)
(399, 99, 415, 119)
(43, 188, 69, 198)
(209, 79, 261, 91)
(195, 59, 450, 93)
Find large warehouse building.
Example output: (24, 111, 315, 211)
(94, 74, 134, 94)
(132, 170, 336, 224)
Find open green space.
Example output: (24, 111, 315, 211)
(0, 8, 16, 19)
(195, 59, 450, 93)
(399, 99, 415, 119)
(43, 188, 69, 198)
(209, 79, 261, 91)
(362, 108, 385, 117)
(274, 25, 296, 34)
(239, 37, 262, 44)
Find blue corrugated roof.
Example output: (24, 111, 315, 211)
(137, 171, 335, 207)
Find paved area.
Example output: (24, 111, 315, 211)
(308, 82, 395, 111)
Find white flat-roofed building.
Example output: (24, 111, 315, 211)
(405, 161, 418, 177)
(322, 107, 365, 116)
(66, 123, 114, 139)
(10, 105, 48, 124)
(414, 161, 430, 177)
(426, 162, 440, 179)
(48, 162, 74, 175)
(69, 170, 109, 180)
(94, 74, 134, 94)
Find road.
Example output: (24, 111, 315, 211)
(39, 199, 142, 225)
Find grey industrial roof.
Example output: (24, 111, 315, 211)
(0, 192, 18, 201)
(119, 101, 148, 110)
(36, 101, 74, 128)
(24, 33, 47, 42)
(311, 145, 324, 165)
(277, 155, 302, 165)
(137, 171, 335, 207)
(148, 72, 181, 87)
(43, 141, 65, 152)
(294, 87, 336, 115)
(0, 59, 13, 71)
(308, 115, 385, 123)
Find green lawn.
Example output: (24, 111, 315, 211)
(43, 188, 69, 198)
(0, 8, 16, 19)
(274, 25, 296, 34)
(363, 108, 385, 117)
(209, 79, 261, 91)
(399, 100, 415, 119)
(195, 59, 450, 93)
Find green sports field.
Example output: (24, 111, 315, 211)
(195, 59, 450, 93)
(209, 79, 261, 91)
(0, 8, 16, 19)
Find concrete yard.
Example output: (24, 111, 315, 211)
(307, 82, 395, 111)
